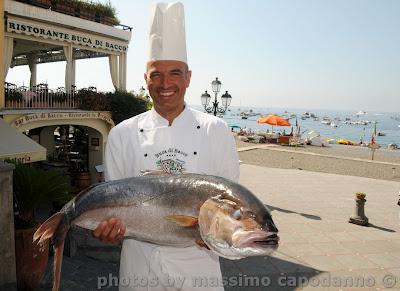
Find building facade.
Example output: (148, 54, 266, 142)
(1, 0, 132, 183)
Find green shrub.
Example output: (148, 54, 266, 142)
(77, 89, 111, 111)
(11, 162, 72, 228)
(108, 90, 152, 124)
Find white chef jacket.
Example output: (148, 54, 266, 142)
(104, 105, 240, 291)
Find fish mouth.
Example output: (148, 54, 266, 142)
(253, 233, 279, 246)
(233, 230, 279, 248)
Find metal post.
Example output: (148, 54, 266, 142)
(213, 93, 218, 116)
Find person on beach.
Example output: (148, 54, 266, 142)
(93, 2, 239, 290)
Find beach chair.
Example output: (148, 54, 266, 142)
(289, 136, 304, 147)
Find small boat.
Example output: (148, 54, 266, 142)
(377, 132, 386, 136)
(336, 138, 354, 145)
(241, 116, 248, 120)
(357, 110, 367, 115)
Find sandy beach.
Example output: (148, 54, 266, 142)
(235, 137, 400, 181)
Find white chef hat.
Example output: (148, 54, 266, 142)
(148, 2, 187, 64)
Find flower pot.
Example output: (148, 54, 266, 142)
(76, 172, 91, 190)
(52, 2, 74, 16)
(101, 15, 117, 26)
(15, 226, 49, 291)
(79, 8, 96, 21)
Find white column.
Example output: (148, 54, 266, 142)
(63, 45, 73, 90)
(118, 53, 124, 91)
(4, 36, 13, 77)
(118, 53, 127, 91)
(109, 54, 119, 90)
(27, 54, 37, 88)
(71, 55, 76, 88)
(122, 52, 127, 90)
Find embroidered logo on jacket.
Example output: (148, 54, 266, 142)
(155, 148, 188, 174)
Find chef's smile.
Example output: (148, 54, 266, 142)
(145, 60, 192, 123)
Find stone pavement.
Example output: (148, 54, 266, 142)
(38, 164, 400, 291)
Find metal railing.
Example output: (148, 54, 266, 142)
(4, 83, 81, 109)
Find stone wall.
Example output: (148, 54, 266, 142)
(0, 161, 16, 286)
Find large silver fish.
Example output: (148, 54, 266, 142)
(34, 173, 279, 291)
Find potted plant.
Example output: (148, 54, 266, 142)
(12, 162, 72, 290)
(51, 0, 75, 16)
(50, 0, 120, 26)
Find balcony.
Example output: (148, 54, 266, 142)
(3, 82, 94, 109)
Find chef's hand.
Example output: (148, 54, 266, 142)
(93, 218, 126, 243)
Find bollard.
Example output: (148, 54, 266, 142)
(349, 192, 369, 226)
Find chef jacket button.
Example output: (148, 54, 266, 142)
(140, 129, 144, 132)
(144, 153, 148, 157)
(193, 151, 197, 155)
(196, 125, 200, 129)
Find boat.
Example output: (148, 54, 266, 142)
(302, 112, 317, 119)
(356, 110, 367, 115)
(336, 138, 354, 145)
(377, 132, 386, 136)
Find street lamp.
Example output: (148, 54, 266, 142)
(201, 77, 232, 116)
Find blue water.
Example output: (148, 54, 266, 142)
(192, 105, 400, 146)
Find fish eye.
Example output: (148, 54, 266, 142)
(232, 209, 243, 220)
(242, 209, 256, 219)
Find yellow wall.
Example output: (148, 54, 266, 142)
(0, 0, 4, 108)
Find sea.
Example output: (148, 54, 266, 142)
(191, 105, 400, 147)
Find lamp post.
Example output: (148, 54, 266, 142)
(201, 77, 232, 116)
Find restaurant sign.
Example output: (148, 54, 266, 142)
(11, 112, 115, 128)
(7, 17, 128, 53)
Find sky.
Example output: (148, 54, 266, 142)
(6, 0, 400, 112)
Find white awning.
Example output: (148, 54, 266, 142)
(0, 118, 46, 163)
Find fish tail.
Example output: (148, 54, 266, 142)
(33, 212, 63, 244)
(52, 240, 65, 291)
(33, 212, 70, 291)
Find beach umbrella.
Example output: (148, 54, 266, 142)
(257, 114, 291, 132)
(229, 124, 241, 129)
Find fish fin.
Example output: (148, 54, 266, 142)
(165, 215, 198, 227)
(52, 240, 65, 291)
(142, 170, 168, 176)
(195, 239, 210, 250)
(33, 212, 63, 243)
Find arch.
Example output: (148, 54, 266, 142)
(10, 111, 114, 141)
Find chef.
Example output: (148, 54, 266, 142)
(94, 2, 240, 290)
